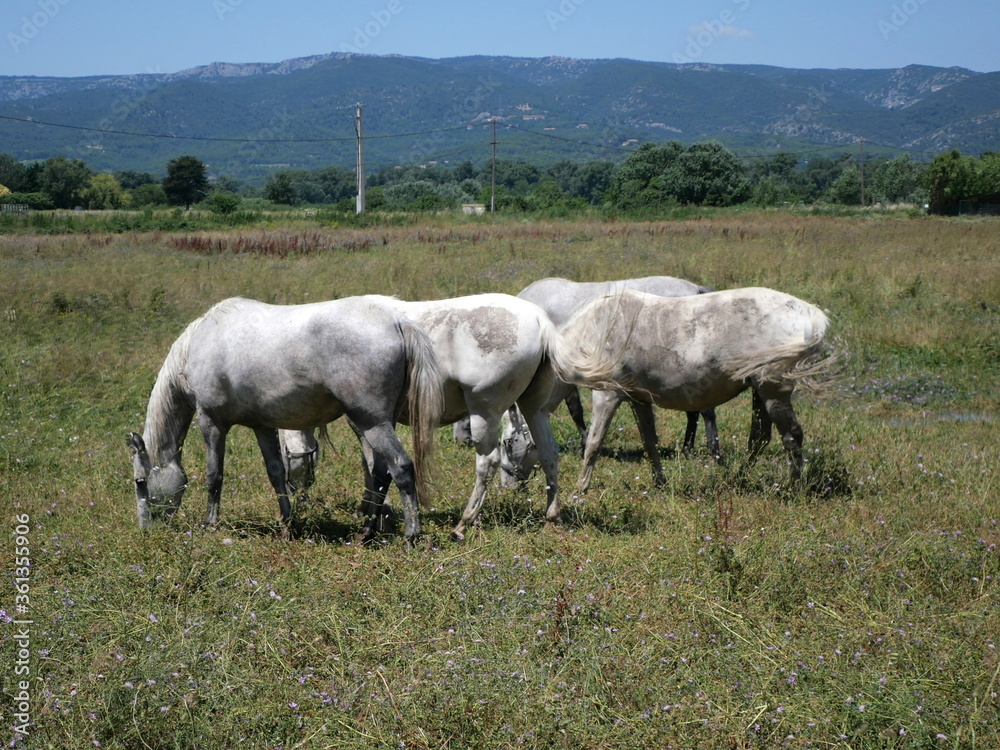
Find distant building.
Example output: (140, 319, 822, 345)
(462, 203, 486, 215)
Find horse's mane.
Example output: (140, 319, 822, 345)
(143, 305, 218, 457)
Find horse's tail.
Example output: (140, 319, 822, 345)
(543, 291, 640, 392)
(726, 303, 839, 397)
(398, 318, 445, 507)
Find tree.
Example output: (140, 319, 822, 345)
(82, 173, 128, 210)
(162, 155, 209, 209)
(569, 161, 614, 205)
(114, 170, 159, 190)
(264, 172, 297, 205)
(923, 149, 973, 215)
(313, 166, 355, 203)
(826, 166, 862, 205)
(40, 156, 93, 209)
(659, 142, 750, 206)
(130, 184, 167, 207)
(967, 152, 1000, 204)
(606, 142, 684, 209)
(207, 191, 241, 215)
(383, 179, 438, 209)
(869, 155, 926, 205)
(0, 154, 26, 192)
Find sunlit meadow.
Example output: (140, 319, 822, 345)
(1, 210, 998, 748)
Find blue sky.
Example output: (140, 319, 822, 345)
(3, 0, 998, 78)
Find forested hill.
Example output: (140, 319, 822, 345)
(1, 54, 997, 181)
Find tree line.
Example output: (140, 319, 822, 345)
(2, 144, 998, 215)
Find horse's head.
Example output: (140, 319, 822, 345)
(128, 432, 188, 527)
(278, 429, 318, 497)
(499, 407, 539, 487)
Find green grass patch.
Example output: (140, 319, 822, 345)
(2, 212, 997, 748)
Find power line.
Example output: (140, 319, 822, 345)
(0, 113, 468, 144)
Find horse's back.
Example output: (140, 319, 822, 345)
(593, 287, 827, 347)
(518, 276, 705, 328)
(369, 293, 557, 422)
(564, 287, 828, 409)
(183, 296, 411, 428)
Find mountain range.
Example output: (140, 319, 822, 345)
(1, 54, 997, 183)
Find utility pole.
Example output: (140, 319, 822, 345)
(490, 117, 497, 214)
(355, 103, 365, 215)
(859, 138, 866, 207)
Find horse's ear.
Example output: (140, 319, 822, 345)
(128, 432, 147, 457)
(128, 433, 153, 477)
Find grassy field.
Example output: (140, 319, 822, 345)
(1, 211, 998, 748)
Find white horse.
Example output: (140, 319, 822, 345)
(279, 428, 319, 500)
(283, 293, 613, 541)
(512, 287, 834, 492)
(501, 276, 720, 477)
(128, 296, 444, 542)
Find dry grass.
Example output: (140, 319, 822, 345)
(2, 211, 998, 748)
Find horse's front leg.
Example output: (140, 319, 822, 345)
(752, 381, 804, 487)
(682, 411, 699, 455)
(630, 401, 665, 487)
(747, 389, 773, 462)
(701, 409, 722, 462)
(254, 428, 293, 537)
(452, 412, 501, 541)
(198, 416, 229, 527)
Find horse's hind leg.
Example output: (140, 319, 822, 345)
(631, 401, 665, 488)
(564, 386, 590, 450)
(349, 420, 393, 525)
(254, 428, 293, 537)
(752, 381, 805, 485)
(355, 422, 421, 542)
(578, 389, 625, 492)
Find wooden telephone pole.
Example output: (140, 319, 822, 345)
(859, 138, 866, 206)
(355, 103, 366, 215)
(490, 118, 497, 214)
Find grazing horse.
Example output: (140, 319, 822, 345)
(512, 276, 719, 462)
(509, 287, 834, 492)
(279, 428, 319, 500)
(283, 293, 613, 540)
(128, 296, 443, 542)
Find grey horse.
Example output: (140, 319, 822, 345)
(128, 296, 444, 542)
